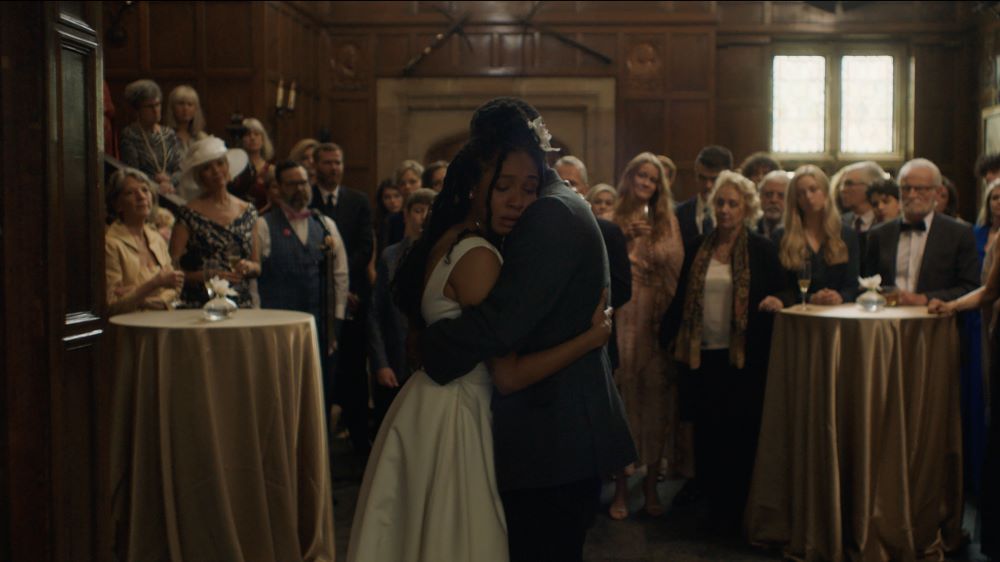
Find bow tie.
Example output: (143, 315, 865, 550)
(899, 221, 926, 233)
(283, 207, 313, 221)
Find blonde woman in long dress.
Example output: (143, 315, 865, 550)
(608, 152, 685, 519)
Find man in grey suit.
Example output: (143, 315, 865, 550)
(421, 98, 636, 562)
(863, 158, 978, 305)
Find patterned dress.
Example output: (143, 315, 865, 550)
(175, 204, 258, 307)
(119, 123, 182, 181)
(614, 212, 684, 467)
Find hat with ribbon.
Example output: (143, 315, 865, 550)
(177, 136, 248, 199)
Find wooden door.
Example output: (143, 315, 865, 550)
(1, 2, 107, 561)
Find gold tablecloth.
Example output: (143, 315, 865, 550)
(110, 309, 335, 562)
(747, 305, 964, 561)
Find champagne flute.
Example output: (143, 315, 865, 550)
(798, 261, 812, 310)
(225, 241, 242, 275)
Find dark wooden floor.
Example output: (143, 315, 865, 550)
(330, 438, 990, 561)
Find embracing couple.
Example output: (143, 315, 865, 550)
(346, 98, 636, 562)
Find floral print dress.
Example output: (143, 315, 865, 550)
(176, 204, 258, 307)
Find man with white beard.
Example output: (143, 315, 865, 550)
(755, 170, 789, 238)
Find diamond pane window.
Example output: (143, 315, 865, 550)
(840, 55, 894, 153)
(772, 55, 826, 153)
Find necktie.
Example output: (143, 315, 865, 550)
(899, 221, 926, 233)
(854, 216, 864, 233)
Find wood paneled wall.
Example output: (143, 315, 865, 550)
(313, 1, 977, 204)
(715, 1, 977, 218)
(104, 1, 329, 163)
(105, 1, 981, 209)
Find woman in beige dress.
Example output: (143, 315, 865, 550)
(105, 168, 185, 315)
(609, 152, 684, 519)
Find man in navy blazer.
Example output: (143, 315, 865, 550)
(676, 145, 733, 247)
(863, 158, 978, 305)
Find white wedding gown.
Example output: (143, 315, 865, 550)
(347, 237, 509, 562)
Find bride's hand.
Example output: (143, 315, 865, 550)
(589, 289, 613, 349)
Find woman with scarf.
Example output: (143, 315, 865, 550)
(660, 170, 786, 531)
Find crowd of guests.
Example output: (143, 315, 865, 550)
(559, 144, 996, 547)
(104, 78, 1000, 556)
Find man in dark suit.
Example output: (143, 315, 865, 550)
(676, 145, 733, 247)
(310, 142, 374, 454)
(863, 158, 978, 305)
(422, 99, 636, 562)
(555, 155, 632, 369)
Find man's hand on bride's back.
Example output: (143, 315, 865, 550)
(588, 289, 613, 349)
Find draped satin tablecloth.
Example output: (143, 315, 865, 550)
(110, 309, 335, 562)
(747, 305, 964, 562)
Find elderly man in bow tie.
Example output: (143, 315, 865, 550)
(862, 158, 978, 305)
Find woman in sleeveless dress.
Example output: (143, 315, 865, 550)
(347, 102, 612, 562)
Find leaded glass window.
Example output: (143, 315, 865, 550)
(840, 55, 894, 154)
(772, 55, 826, 154)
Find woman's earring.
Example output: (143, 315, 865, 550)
(469, 192, 475, 201)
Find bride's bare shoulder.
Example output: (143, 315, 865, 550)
(446, 241, 501, 307)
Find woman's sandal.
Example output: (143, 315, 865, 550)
(608, 503, 629, 520)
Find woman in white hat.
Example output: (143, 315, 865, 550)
(169, 137, 259, 307)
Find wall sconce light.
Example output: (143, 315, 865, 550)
(276, 79, 296, 117)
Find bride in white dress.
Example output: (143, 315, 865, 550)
(347, 103, 611, 562)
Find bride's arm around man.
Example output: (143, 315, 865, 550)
(421, 97, 637, 562)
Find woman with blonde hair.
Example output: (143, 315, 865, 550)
(288, 138, 319, 185)
(660, 171, 786, 531)
(229, 117, 274, 211)
(164, 85, 207, 153)
(586, 183, 616, 220)
(773, 165, 860, 304)
(395, 159, 424, 197)
(608, 152, 684, 519)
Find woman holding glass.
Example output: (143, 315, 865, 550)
(660, 171, 785, 531)
(105, 168, 185, 314)
(607, 152, 684, 519)
(772, 165, 860, 306)
(169, 137, 258, 308)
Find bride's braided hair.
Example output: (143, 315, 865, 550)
(393, 98, 547, 328)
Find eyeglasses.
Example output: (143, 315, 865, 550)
(899, 184, 937, 194)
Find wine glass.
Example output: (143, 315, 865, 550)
(798, 261, 812, 310)
(224, 241, 242, 276)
